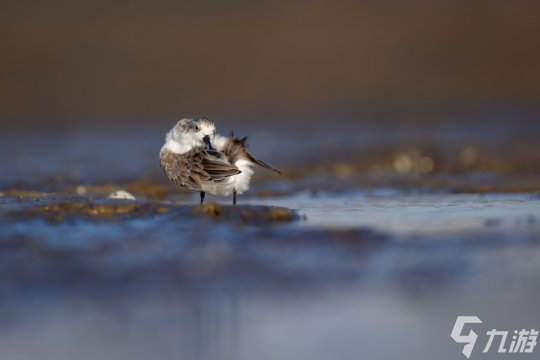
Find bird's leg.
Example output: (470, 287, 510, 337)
(200, 191, 206, 205)
(233, 190, 237, 206)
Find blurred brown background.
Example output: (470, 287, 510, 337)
(1, 0, 540, 125)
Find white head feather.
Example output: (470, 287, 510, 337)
(161, 117, 216, 154)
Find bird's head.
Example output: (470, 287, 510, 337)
(167, 117, 217, 150)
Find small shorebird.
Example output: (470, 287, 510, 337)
(160, 117, 280, 205)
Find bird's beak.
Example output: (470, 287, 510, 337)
(203, 135, 215, 151)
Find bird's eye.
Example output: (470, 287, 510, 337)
(194, 126, 199, 131)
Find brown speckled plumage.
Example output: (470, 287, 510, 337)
(160, 147, 240, 191)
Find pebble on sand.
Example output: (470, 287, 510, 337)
(108, 190, 136, 200)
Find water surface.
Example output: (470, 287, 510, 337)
(1, 122, 539, 360)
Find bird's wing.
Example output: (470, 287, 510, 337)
(160, 148, 241, 190)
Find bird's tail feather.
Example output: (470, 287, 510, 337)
(245, 152, 281, 174)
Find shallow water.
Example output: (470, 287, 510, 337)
(252, 193, 540, 235)
(3, 285, 539, 360)
(1, 192, 539, 360)
(1, 122, 540, 359)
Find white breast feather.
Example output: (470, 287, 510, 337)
(160, 130, 200, 155)
(232, 159, 254, 194)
